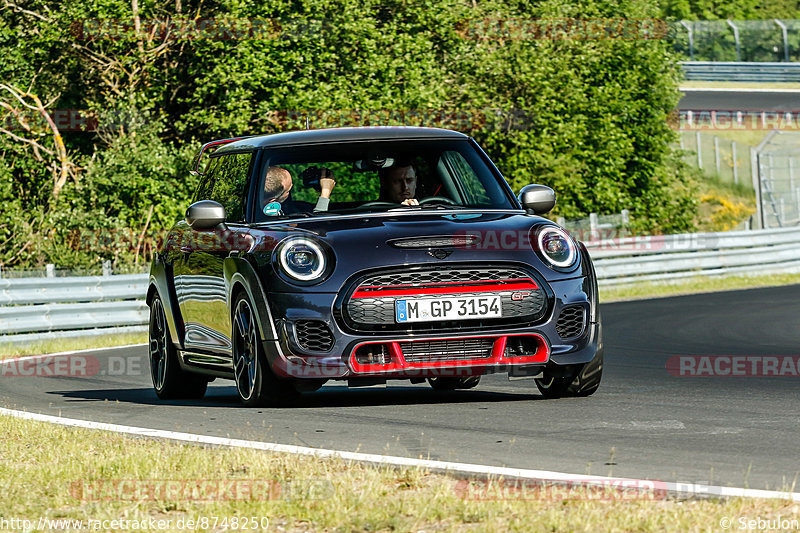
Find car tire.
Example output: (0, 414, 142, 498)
(427, 376, 481, 390)
(535, 363, 602, 399)
(149, 295, 208, 400)
(232, 293, 298, 407)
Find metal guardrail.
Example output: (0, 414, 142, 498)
(0, 275, 150, 347)
(586, 226, 800, 285)
(681, 61, 800, 82)
(2, 226, 800, 345)
(0, 274, 148, 306)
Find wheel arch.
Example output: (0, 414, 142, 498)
(224, 257, 279, 343)
(148, 258, 184, 347)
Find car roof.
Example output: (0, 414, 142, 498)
(213, 126, 470, 153)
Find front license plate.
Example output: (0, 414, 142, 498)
(395, 296, 502, 323)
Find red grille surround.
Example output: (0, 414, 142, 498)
(351, 278, 539, 299)
(348, 333, 549, 374)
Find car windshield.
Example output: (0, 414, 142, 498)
(253, 139, 515, 221)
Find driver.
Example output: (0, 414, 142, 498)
(379, 163, 419, 206)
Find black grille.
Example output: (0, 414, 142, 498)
(345, 267, 548, 331)
(400, 338, 494, 363)
(556, 306, 585, 339)
(362, 268, 527, 286)
(294, 320, 334, 352)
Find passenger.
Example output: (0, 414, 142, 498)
(262, 166, 335, 215)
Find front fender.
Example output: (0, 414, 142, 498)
(224, 256, 279, 342)
(147, 254, 184, 348)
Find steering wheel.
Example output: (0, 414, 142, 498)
(419, 196, 458, 206)
(357, 201, 398, 209)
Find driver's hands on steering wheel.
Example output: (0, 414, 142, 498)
(400, 198, 419, 206)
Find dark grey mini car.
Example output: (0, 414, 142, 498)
(147, 127, 602, 406)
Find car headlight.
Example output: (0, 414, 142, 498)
(536, 227, 577, 268)
(278, 237, 326, 281)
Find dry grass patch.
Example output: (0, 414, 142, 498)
(0, 414, 798, 532)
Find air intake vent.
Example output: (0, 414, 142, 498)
(294, 320, 334, 352)
(399, 338, 494, 363)
(556, 306, 586, 339)
(388, 235, 480, 248)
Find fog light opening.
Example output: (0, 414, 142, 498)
(354, 343, 392, 365)
(505, 336, 541, 358)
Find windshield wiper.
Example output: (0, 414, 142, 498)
(418, 203, 469, 210)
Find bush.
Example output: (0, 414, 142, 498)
(0, 0, 697, 270)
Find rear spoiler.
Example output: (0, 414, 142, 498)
(190, 136, 254, 176)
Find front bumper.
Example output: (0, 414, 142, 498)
(263, 276, 600, 380)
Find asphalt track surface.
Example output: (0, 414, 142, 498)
(2, 285, 799, 491)
(678, 88, 800, 111)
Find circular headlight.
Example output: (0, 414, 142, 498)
(536, 227, 576, 268)
(278, 238, 326, 281)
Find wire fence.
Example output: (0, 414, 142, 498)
(677, 131, 800, 229)
(672, 19, 800, 62)
(679, 131, 755, 187)
(756, 132, 800, 228)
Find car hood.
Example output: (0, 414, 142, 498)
(248, 210, 584, 291)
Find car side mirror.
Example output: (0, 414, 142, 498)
(186, 200, 227, 230)
(518, 184, 556, 215)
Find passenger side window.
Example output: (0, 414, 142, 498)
(192, 156, 221, 203)
(208, 152, 253, 222)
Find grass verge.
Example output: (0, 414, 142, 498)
(0, 414, 797, 532)
(0, 332, 147, 360)
(680, 81, 800, 90)
(600, 273, 800, 303)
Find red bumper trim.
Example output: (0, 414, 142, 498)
(349, 333, 549, 374)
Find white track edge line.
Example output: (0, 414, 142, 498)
(1, 407, 797, 502)
(1, 343, 148, 363)
(679, 87, 800, 93)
